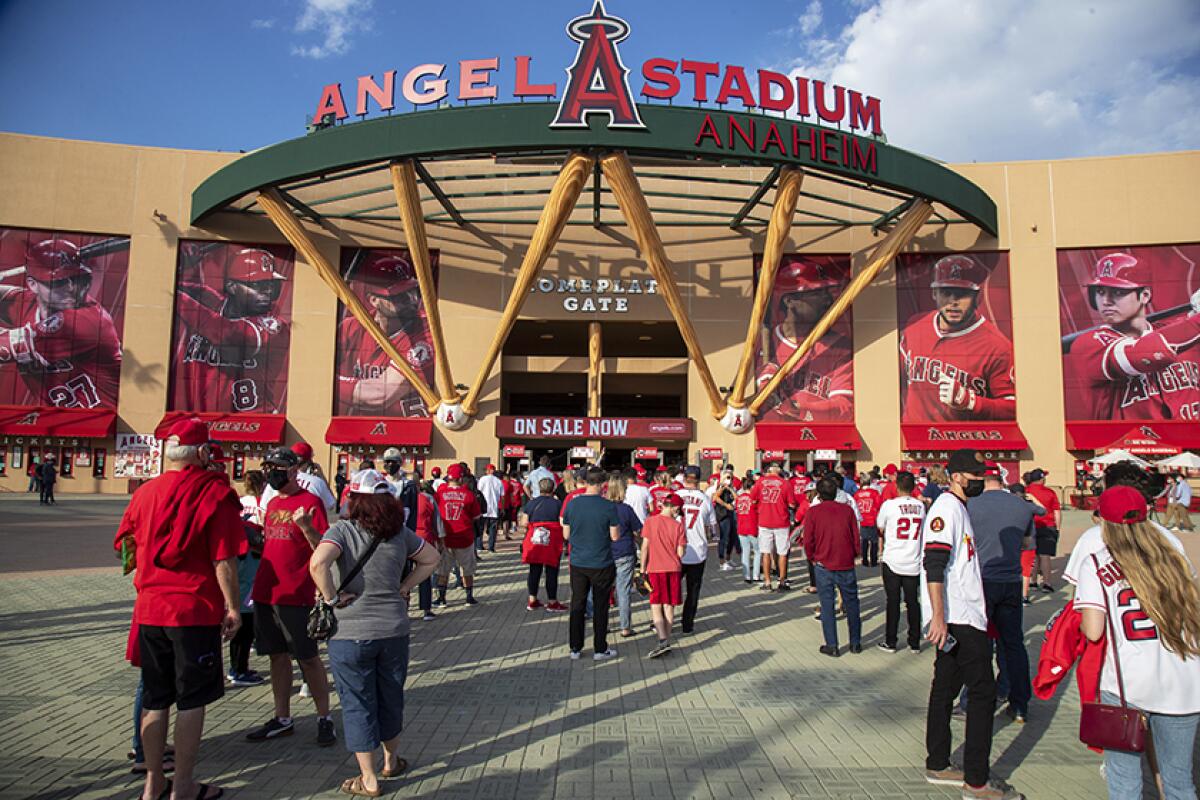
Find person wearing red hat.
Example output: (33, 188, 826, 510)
(648, 466, 674, 515)
(754, 256, 854, 422)
(478, 463, 505, 552)
(335, 250, 436, 417)
(434, 463, 481, 606)
(260, 442, 337, 516)
(0, 237, 123, 408)
(112, 416, 246, 800)
(171, 245, 290, 414)
(639, 492, 687, 658)
(1065, 251, 1200, 421)
(1075, 485, 1200, 800)
(899, 254, 1016, 423)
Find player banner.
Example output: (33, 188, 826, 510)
(0, 227, 129, 410)
(334, 248, 438, 418)
(167, 241, 295, 414)
(1058, 245, 1200, 429)
(753, 254, 854, 422)
(897, 252, 1017, 424)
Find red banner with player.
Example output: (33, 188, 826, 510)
(333, 248, 439, 419)
(753, 254, 854, 422)
(0, 227, 129, 412)
(1057, 244, 1200, 444)
(897, 252, 1020, 436)
(167, 241, 295, 414)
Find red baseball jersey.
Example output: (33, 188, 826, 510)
(649, 485, 674, 514)
(734, 491, 757, 533)
(749, 473, 797, 528)
(0, 288, 122, 408)
(756, 323, 854, 421)
(170, 284, 289, 413)
(789, 474, 812, 498)
(853, 486, 883, 527)
(1065, 318, 1200, 421)
(436, 483, 480, 548)
(900, 310, 1016, 421)
(335, 315, 436, 417)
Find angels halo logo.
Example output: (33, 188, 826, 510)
(551, 0, 646, 130)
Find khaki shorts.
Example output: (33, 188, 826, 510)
(438, 546, 476, 579)
(758, 527, 791, 555)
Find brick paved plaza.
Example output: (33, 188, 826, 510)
(0, 497, 1149, 799)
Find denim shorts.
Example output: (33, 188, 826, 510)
(327, 636, 410, 753)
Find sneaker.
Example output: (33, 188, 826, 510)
(924, 766, 965, 786)
(962, 778, 1024, 799)
(298, 683, 311, 699)
(593, 648, 618, 661)
(877, 642, 899, 654)
(849, 644, 863, 654)
(230, 672, 265, 687)
(422, 612, 436, 621)
(1040, 583, 1054, 593)
(316, 718, 337, 747)
(1022, 596, 1032, 606)
(433, 598, 448, 608)
(1005, 705, 1027, 724)
(647, 642, 672, 659)
(569, 651, 582, 660)
(545, 601, 567, 612)
(225, 671, 237, 683)
(818, 645, 840, 658)
(526, 599, 543, 611)
(246, 717, 295, 741)
(465, 596, 479, 606)
(778, 580, 792, 592)
(909, 644, 921, 653)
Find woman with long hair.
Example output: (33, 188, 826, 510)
(1075, 485, 1200, 799)
(309, 470, 441, 797)
(607, 473, 643, 637)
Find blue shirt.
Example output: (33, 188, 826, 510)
(842, 476, 859, 495)
(967, 489, 1036, 583)
(611, 502, 643, 560)
(523, 495, 561, 523)
(562, 493, 619, 568)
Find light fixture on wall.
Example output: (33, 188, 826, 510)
(638, 335, 652, 341)
(540, 333, 554, 339)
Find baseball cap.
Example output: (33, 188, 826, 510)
(349, 469, 393, 495)
(883, 463, 898, 476)
(655, 465, 668, 473)
(431, 466, 442, 477)
(382, 447, 403, 461)
(662, 492, 685, 508)
(982, 461, 1002, 478)
(207, 444, 232, 463)
(168, 417, 209, 447)
(633, 464, 647, 475)
(227, 248, 286, 283)
(263, 447, 300, 468)
(486, 463, 497, 472)
(291, 442, 314, 461)
(25, 238, 91, 283)
(946, 448, 987, 475)
(1027, 468, 1048, 483)
(1098, 485, 1148, 524)
(683, 465, 702, 478)
(446, 463, 465, 481)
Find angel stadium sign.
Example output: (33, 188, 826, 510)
(312, 1, 884, 146)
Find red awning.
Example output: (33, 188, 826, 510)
(755, 423, 862, 451)
(154, 412, 287, 443)
(901, 422, 1028, 451)
(1066, 421, 1200, 451)
(0, 405, 116, 437)
(325, 416, 433, 446)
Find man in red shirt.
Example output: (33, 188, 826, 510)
(854, 481, 883, 567)
(113, 418, 244, 800)
(246, 447, 334, 746)
(435, 463, 481, 606)
(749, 462, 797, 591)
(804, 476, 862, 656)
(1024, 469, 1062, 593)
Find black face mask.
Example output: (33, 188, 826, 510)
(266, 469, 290, 491)
(963, 479, 985, 498)
(385, 461, 401, 476)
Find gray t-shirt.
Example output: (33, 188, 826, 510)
(966, 489, 1036, 583)
(322, 520, 425, 641)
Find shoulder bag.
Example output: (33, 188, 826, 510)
(1077, 554, 1148, 753)
(307, 528, 384, 642)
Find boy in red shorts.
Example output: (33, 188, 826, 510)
(639, 492, 687, 659)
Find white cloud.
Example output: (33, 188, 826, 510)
(291, 0, 373, 60)
(250, 18, 276, 29)
(779, 0, 1200, 161)
(797, 1, 823, 36)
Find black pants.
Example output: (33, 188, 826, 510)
(228, 611, 255, 674)
(40, 483, 55, 504)
(569, 564, 615, 654)
(527, 563, 560, 600)
(418, 576, 432, 612)
(882, 564, 921, 649)
(984, 580, 1031, 714)
(926, 623, 996, 788)
(860, 526, 879, 565)
(681, 560, 706, 633)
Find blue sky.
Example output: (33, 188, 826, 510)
(1, 0, 1197, 162)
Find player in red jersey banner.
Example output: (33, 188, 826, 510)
(168, 242, 294, 414)
(1058, 246, 1200, 422)
(897, 253, 1017, 422)
(334, 249, 438, 418)
(754, 255, 854, 422)
(0, 228, 128, 409)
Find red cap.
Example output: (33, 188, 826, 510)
(773, 258, 842, 299)
(931, 255, 988, 291)
(355, 252, 418, 297)
(431, 466, 442, 477)
(1097, 485, 1148, 525)
(883, 463, 898, 476)
(291, 442, 313, 461)
(1089, 253, 1149, 291)
(662, 492, 685, 508)
(486, 463, 496, 472)
(447, 464, 465, 481)
(168, 417, 209, 446)
(25, 238, 91, 283)
(655, 465, 669, 473)
(207, 444, 231, 463)
(794, 465, 807, 475)
(227, 248, 286, 283)
(982, 461, 1002, 478)
(633, 464, 647, 475)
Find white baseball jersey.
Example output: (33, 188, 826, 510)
(810, 490, 862, 524)
(676, 487, 716, 565)
(261, 470, 337, 515)
(1074, 535, 1200, 714)
(477, 473, 504, 517)
(920, 492, 987, 632)
(1063, 520, 1171, 585)
(624, 482, 651, 524)
(877, 496, 927, 576)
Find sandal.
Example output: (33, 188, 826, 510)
(619, 629, 635, 638)
(380, 757, 409, 778)
(135, 779, 172, 800)
(340, 776, 383, 797)
(131, 756, 175, 774)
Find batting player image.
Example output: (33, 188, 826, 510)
(335, 251, 436, 417)
(899, 254, 1016, 422)
(755, 257, 854, 422)
(170, 244, 292, 414)
(1062, 252, 1200, 421)
(0, 237, 123, 408)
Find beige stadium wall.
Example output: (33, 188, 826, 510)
(0, 132, 1197, 494)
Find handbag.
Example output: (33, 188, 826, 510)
(1078, 554, 1148, 753)
(306, 531, 384, 642)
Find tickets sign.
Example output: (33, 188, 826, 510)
(495, 416, 693, 440)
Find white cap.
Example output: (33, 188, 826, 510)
(383, 447, 403, 460)
(349, 469, 393, 495)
